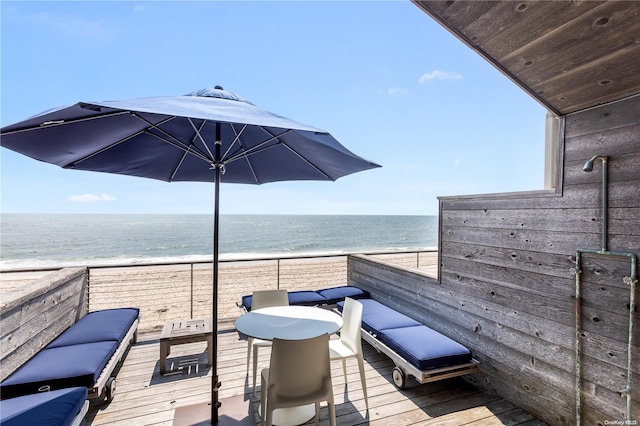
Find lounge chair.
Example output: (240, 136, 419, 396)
(0, 308, 139, 402)
(0, 386, 89, 426)
(239, 285, 369, 312)
(338, 299, 479, 389)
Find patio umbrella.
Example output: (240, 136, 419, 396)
(0, 86, 380, 423)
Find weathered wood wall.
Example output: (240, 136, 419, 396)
(349, 95, 639, 426)
(0, 267, 88, 381)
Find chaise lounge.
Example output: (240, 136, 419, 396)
(239, 285, 370, 312)
(0, 387, 89, 426)
(338, 298, 479, 389)
(0, 307, 139, 403)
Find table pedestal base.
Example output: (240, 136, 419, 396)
(259, 402, 315, 426)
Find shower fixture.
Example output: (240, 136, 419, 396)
(574, 154, 637, 425)
(582, 154, 607, 172)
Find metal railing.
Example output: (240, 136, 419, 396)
(74, 249, 436, 332)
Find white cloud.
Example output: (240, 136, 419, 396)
(419, 70, 463, 84)
(387, 88, 408, 97)
(68, 193, 117, 203)
(454, 158, 462, 166)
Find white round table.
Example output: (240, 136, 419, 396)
(235, 305, 343, 341)
(235, 305, 343, 426)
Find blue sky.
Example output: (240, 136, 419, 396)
(1, 1, 547, 216)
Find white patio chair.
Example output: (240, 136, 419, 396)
(260, 333, 336, 426)
(329, 297, 369, 411)
(246, 289, 289, 396)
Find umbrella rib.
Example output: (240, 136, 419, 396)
(229, 124, 260, 184)
(226, 126, 332, 180)
(68, 115, 194, 168)
(0, 110, 131, 136)
(145, 131, 212, 164)
(188, 118, 216, 163)
(222, 124, 248, 162)
(170, 150, 190, 182)
(64, 122, 162, 168)
(224, 128, 291, 164)
(131, 113, 212, 164)
(280, 140, 333, 180)
(170, 120, 210, 181)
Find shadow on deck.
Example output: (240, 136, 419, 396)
(86, 327, 545, 426)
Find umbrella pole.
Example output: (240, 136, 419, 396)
(212, 123, 221, 424)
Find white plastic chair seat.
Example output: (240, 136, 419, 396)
(261, 369, 331, 405)
(329, 340, 355, 358)
(260, 334, 336, 426)
(244, 289, 289, 396)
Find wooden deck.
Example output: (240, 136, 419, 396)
(86, 323, 546, 426)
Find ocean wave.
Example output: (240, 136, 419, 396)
(1, 214, 439, 271)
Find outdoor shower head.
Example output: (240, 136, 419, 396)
(583, 155, 608, 172)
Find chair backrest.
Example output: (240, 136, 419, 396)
(340, 297, 363, 354)
(268, 333, 332, 399)
(252, 289, 289, 310)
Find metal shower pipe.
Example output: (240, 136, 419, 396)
(582, 155, 608, 252)
(574, 155, 637, 424)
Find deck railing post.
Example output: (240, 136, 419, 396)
(277, 259, 280, 289)
(190, 263, 194, 319)
(87, 267, 91, 312)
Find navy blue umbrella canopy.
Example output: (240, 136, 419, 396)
(0, 87, 380, 423)
(1, 87, 379, 184)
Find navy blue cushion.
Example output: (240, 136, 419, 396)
(47, 308, 139, 348)
(0, 341, 117, 399)
(0, 387, 87, 426)
(316, 286, 369, 304)
(338, 299, 420, 335)
(287, 290, 327, 306)
(241, 294, 253, 310)
(242, 291, 327, 311)
(378, 325, 472, 370)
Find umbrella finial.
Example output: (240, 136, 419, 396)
(186, 87, 254, 105)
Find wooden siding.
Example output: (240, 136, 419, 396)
(436, 95, 640, 425)
(0, 267, 88, 381)
(411, 1, 640, 116)
(348, 96, 639, 425)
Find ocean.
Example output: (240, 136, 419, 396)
(0, 214, 438, 269)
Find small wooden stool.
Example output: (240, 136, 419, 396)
(159, 318, 213, 375)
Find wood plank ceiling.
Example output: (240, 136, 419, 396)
(411, 1, 640, 116)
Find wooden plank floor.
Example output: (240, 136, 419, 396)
(86, 325, 546, 426)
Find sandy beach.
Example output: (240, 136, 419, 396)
(1, 252, 437, 333)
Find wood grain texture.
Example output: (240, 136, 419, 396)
(0, 267, 88, 381)
(85, 327, 545, 425)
